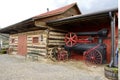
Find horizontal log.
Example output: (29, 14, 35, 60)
(26, 30, 47, 35)
(35, 21, 47, 26)
(10, 34, 18, 37)
(48, 42, 65, 46)
(9, 43, 18, 45)
(27, 46, 46, 49)
(38, 53, 46, 56)
(27, 49, 46, 52)
(48, 40, 65, 43)
(10, 36, 18, 38)
(49, 31, 65, 36)
(27, 44, 47, 47)
(27, 36, 47, 39)
(48, 36, 65, 40)
(27, 51, 46, 56)
(27, 48, 46, 51)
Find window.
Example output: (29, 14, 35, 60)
(32, 37, 39, 43)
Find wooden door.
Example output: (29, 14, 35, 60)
(18, 35, 27, 56)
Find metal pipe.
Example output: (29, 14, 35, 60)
(109, 12, 116, 67)
(76, 29, 108, 37)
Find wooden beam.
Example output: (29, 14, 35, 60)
(35, 21, 48, 28)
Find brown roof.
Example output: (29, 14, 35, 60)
(34, 2, 81, 19)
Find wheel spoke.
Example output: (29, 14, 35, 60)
(66, 37, 70, 40)
(70, 41, 72, 47)
(66, 39, 70, 45)
(72, 35, 76, 39)
(72, 39, 76, 43)
(70, 33, 72, 38)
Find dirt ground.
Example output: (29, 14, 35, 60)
(0, 54, 109, 80)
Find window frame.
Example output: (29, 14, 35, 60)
(32, 37, 39, 44)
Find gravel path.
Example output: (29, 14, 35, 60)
(0, 54, 108, 80)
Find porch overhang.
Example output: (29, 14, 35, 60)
(47, 8, 118, 66)
(0, 18, 47, 34)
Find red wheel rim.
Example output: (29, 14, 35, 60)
(84, 49, 102, 66)
(65, 32, 77, 47)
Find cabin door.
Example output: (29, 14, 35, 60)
(18, 35, 27, 56)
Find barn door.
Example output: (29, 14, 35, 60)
(18, 35, 27, 56)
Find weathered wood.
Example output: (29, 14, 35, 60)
(48, 42, 65, 46)
(48, 35, 65, 39)
(35, 21, 48, 28)
(9, 44, 18, 46)
(48, 40, 65, 43)
(27, 48, 46, 52)
(27, 51, 46, 56)
(27, 44, 46, 47)
(49, 31, 65, 36)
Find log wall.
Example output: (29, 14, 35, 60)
(47, 27, 67, 55)
(9, 34, 18, 54)
(9, 30, 48, 56)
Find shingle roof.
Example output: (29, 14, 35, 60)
(34, 2, 81, 19)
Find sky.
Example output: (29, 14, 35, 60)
(0, 0, 118, 28)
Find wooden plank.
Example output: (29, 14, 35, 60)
(10, 34, 18, 37)
(38, 53, 46, 56)
(27, 35, 47, 39)
(48, 42, 65, 46)
(27, 48, 46, 51)
(27, 44, 46, 47)
(26, 30, 47, 35)
(9, 43, 18, 45)
(35, 21, 47, 26)
(49, 31, 65, 36)
(27, 50, 46, 56)
(49, 35, 65, 39)
(48, 40, 65, 43)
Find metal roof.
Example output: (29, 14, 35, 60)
(47, 8, 118, 27)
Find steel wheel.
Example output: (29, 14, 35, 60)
(65, 32, 77, 47)
(84, 49, 102, 66)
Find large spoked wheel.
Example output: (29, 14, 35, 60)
(65, 32, 77, 47)
(83, 49, 102, 66)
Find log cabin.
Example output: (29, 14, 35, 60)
(0, 2, 118, 63)
(0, 3, 81, 56)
